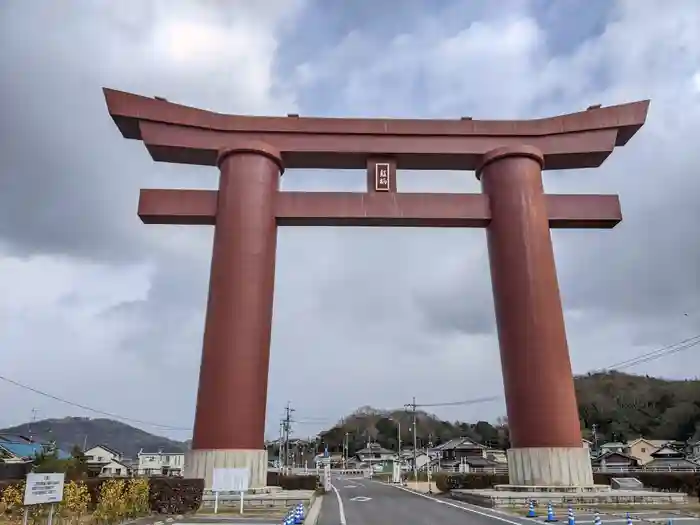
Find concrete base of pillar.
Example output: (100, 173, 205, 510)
(507, 447, 594, 487)
(184, 449, 268, 489)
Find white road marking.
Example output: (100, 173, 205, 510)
(349, 496, 372, 502)
(330, 484, 347, 525)
(343, 484, 358, 488)
(391, 484, 531, 525)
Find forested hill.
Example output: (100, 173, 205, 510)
(319, 371, 700, 453)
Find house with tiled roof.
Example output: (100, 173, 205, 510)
(433, 437, 504, 472)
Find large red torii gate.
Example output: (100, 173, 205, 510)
(104, 88, 648, 488)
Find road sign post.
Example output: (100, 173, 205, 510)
(23, 472, 65, 525)
(211, 468, 249, 515)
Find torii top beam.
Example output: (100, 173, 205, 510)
(103, 88, 649, 171)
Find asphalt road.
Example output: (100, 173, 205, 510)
(317, 474, 538, 525)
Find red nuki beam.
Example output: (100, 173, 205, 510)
(137, 189, 621, 229)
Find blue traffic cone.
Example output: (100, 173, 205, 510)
(594, 512, 602, 525)
(298, 503, 305, 520)
(567, 506, 575, 525)
(526, 500, 537, 518)
(626, 513, 633, 525)
(545, 502, 558, 522)
(294, 506, 301, 524)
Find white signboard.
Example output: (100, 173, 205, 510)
(24, 473, 65, 505)
(211, 468, 249, 493)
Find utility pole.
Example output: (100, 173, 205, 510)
(404, 397, 418, 481)
(591, 423, 599, 451)
(344, 432, 349, 470)
(278, 421, 284, 468)
(282, 402, 295, 472)
(29, 408, 38, 441)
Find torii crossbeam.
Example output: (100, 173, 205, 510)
(104, 88, 649, 489)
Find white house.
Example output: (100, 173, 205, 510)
(84, 445, 122, 464)
(137, 449, 185, 476)
(99, 459, 133, 477)
(84, 445, 129, 476)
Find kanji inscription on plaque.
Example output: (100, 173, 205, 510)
(375, 163, 390, 191)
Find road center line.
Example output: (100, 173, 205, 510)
(330, 484, 347, 525)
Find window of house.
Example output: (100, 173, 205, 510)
(641, 447, 646, 453)
(116, 468, 122, 475)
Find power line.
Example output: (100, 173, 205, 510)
(400, 333, 700, 412)
(0, 373, 190, 431)
(2, 332, 698, 432)
(413, 396, 500, 408)
(601, 334, 700, 371)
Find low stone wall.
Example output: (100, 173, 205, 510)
(451, 489, 688, 508)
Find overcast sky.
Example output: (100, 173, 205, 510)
(1, 0, 699, 443)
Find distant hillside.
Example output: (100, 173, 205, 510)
(0, 417, 187, 459)
(575, 371, 700, 443)
(319, 372, 700, 453)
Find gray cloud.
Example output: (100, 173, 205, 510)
(2, 0, 699, 442)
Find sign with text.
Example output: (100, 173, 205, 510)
(211, 467, 250, 493)
(374, 163, 390, 191)
(24, 473, 65, 505)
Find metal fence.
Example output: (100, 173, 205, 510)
(435, 465, 699, 474)
(592, 466, 700, 473)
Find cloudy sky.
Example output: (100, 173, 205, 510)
(1, 0, 699, 443)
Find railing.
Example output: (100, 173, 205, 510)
(593, 466, 699, 473)
(435, 465, 699, 474)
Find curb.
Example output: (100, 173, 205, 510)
(150, 515, 184, 525)
(303, 495, 323, 525)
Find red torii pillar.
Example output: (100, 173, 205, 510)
(104, 89, 649, 488)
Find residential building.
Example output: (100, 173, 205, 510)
(688, 440, 700, 459)
(0, 434, 71, 463)
(400, 449, 431, 472)
(137, 450, 184, 476)
(356, 443, 397, 462)
(99, 459, 133, 477)
(598, 442, 626, 455)
(591, 451, 640, 470)
(644, 445, 699, 471)
(84, 444, 122, 463)
(623, 438, 662, 465)
(433, 437, 503, 472)
(84, 444, 129, 477)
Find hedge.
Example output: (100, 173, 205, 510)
(0, 476, 204, 516)
(433, 472, 700, 500)
(434, 473, 508, 492)
(266, 472, 319, 491)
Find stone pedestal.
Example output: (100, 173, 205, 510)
(185, 449, 268, 489)
(507, 447, 594, 487)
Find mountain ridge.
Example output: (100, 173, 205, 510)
(0, 417, 187, 459)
